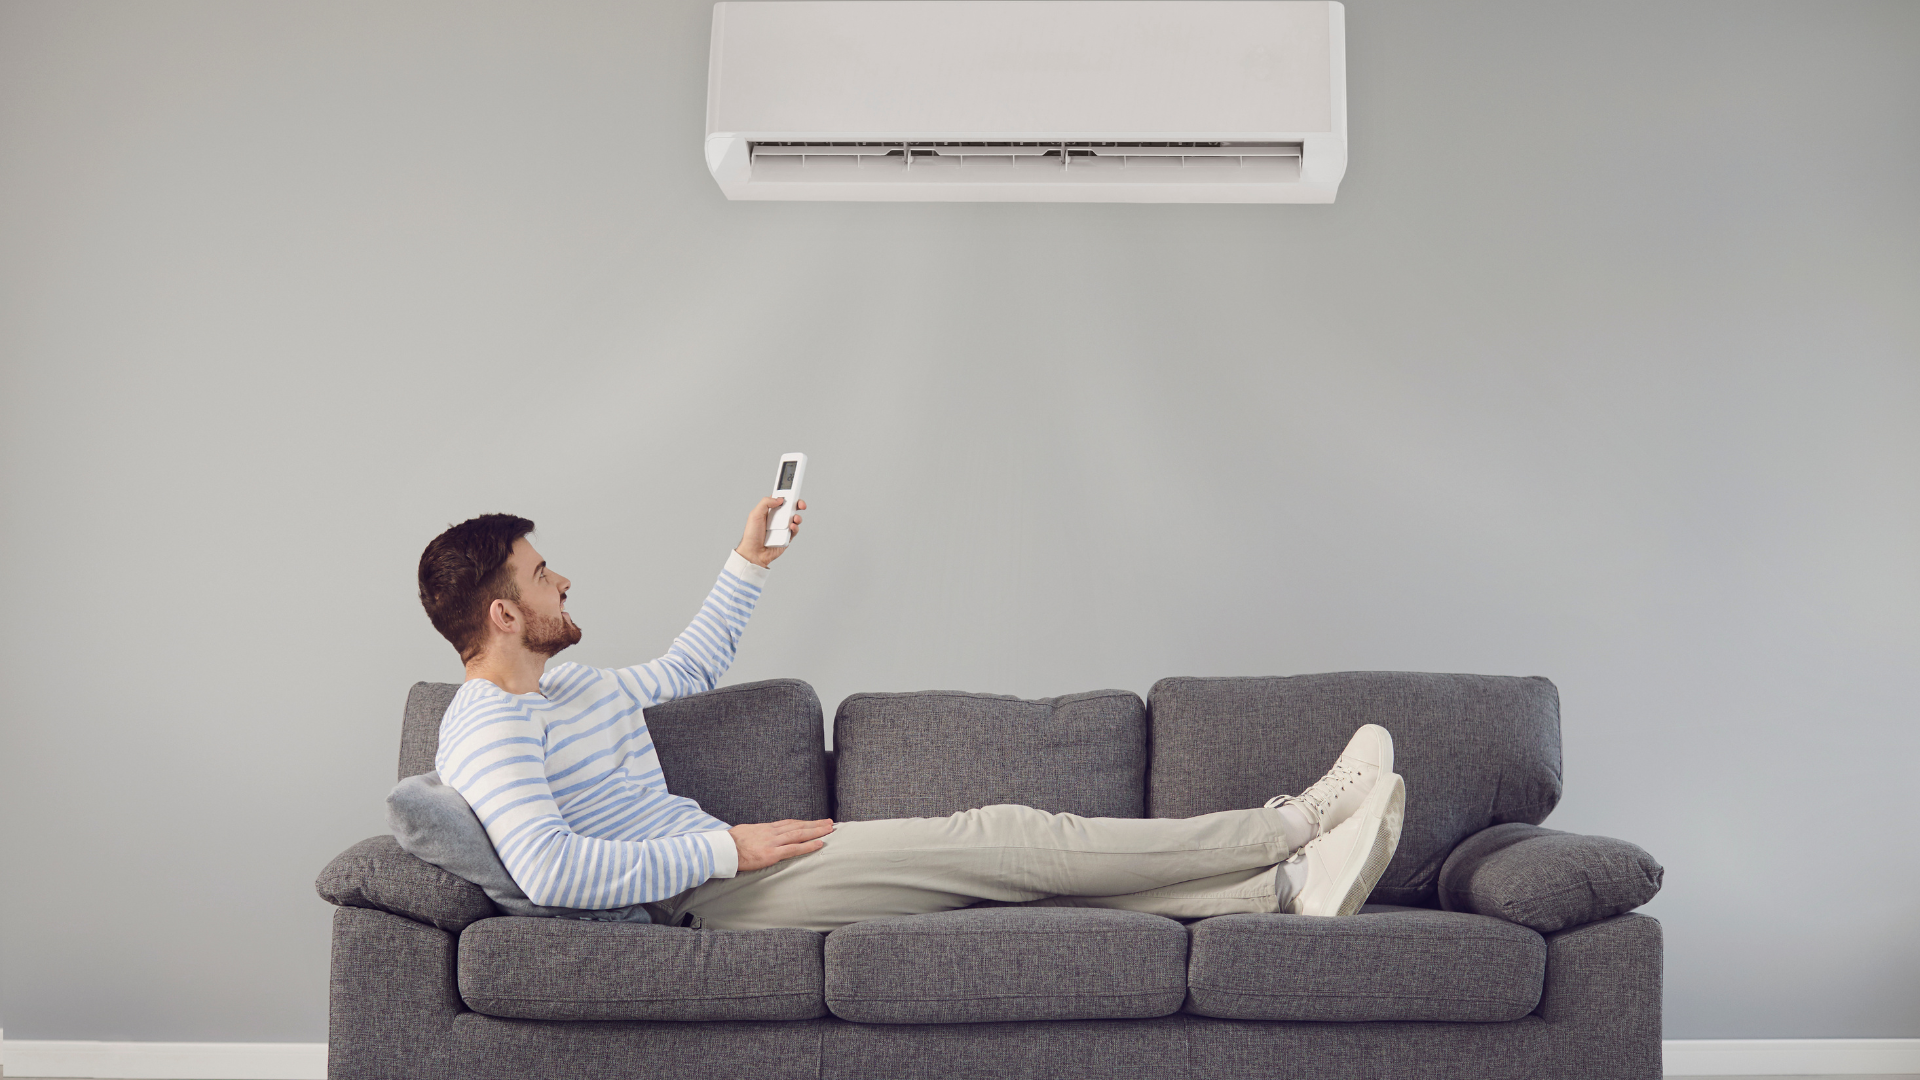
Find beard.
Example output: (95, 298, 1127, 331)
(521, 607, 582, 658)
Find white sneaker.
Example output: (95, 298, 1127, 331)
(1265, 724, 1394, 838)
(1282, 772, 1406, 917)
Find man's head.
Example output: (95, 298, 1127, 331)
(418, 514, 581, 664)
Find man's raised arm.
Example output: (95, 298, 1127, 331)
(611, 496, 803, 708)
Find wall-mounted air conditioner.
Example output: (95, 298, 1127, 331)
(705, 1, 1347, 204)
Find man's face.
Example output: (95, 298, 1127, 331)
(506, 537, 581, 657)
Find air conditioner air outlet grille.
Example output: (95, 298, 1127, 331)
(745, 141, 1306, 184)
(750, 141, 1303, 160)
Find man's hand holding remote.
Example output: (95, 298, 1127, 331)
(735, 495, 805, 569)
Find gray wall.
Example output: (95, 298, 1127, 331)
(1, 0, 1915, 1044)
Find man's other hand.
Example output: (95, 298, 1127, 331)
(729, 818, 834, 872)
(735, 496, 806, 569)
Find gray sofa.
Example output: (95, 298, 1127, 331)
(317, 672, 1664, 1080)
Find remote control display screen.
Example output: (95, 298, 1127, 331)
(776, 461, 798, 490)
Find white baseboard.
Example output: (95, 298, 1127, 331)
(0, 1040, 325, 1080)
(1664, 1038, 1920, 1076)
(3, 1037, 1916, 1078)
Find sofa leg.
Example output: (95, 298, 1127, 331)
(1535, 913, 1662, 1080)
(329, 906, 463, 1080)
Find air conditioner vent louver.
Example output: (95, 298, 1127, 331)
(747, 142, 1304, 183)
(749, 142, 1304, 159)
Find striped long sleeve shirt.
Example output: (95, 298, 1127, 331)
(434, 552, 768, 909)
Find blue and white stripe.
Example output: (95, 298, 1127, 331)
(435, 552, 768, 909)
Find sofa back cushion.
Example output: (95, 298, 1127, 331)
(397, 678, 831, 825)
(399, 681, 458, 780)
(833, 690, 1146, 820)
(1147, 673, 1562, 906)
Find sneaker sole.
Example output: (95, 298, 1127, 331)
(1334, 773, 1405, 917)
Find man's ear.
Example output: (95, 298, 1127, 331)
(487, 597, 520, 634)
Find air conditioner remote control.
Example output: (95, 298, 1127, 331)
(764, 452, 807, 547)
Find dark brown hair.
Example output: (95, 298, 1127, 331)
(418, 513, 536, 662)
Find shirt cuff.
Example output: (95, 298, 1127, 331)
(702, 829, 739, 878)
(724, 549, 771, 588)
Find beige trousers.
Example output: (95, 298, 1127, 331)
(659, 803, 1295, 932)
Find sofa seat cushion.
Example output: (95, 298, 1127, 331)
(824, 908, 1188, 1024)
(458, 917, 826, 1022)
(1184, 906, 1546, 1022)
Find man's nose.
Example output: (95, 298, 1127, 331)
(557, 573, 571, 593)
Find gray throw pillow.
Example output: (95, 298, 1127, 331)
(387, 772, 651, 923)
(1437, 822, 1663, 934)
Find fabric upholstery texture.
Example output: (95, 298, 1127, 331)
(1183, 905, 1545, 1022)
(1185, 1014, 1549, 1080)
(454, 1015, 835, 1080)
(398, 678, 831, 829)
(823, 908, 1187, 1024)
(1536, 914, 1665, 1080)
(398, 680, 459, 781)
(1439, 823, 1665, 933)
(438, 1013, 1576, 1080)
(822, 1015, 1192, 1080)
(316, 834, 496, 933)
(387, 771, 651, 922)
(643, 678, 833, 826)
(833, 689, 1147, 820)
(457, 916, 827, 1022)
(328, 906, 463, 1080)
(1147, 672, 1563, 905)
(438, 1002, 1654, 1080)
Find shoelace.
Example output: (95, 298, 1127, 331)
(1264, 760, 1363, 824)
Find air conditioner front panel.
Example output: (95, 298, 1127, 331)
(708, 1, 1333, 136)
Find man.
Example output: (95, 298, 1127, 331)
(416, 499, 1405, 932)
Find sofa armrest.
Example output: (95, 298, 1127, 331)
(317, 835, 498, 933)
(1438, 822, 1663, 934)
